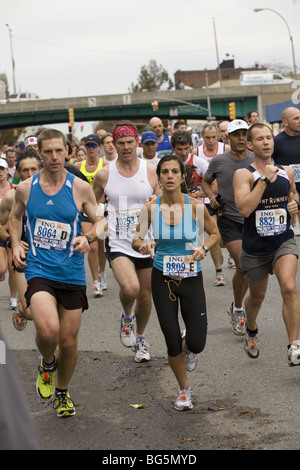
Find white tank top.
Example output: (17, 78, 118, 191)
(197, 141, 225, 165)
(105, 158, 153, 257)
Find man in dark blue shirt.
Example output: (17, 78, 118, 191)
(273, 106, 300, 233)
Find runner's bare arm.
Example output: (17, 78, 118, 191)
(72, 178, 106, 252)
(8, 182, 29, 267)
(132, 202, 156, 258)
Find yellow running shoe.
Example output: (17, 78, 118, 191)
(54, 391, 76, 417)
(36, 359, 55, 400)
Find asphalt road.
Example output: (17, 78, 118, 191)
(1, 240, 300, 452)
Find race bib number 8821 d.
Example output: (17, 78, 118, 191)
(255, 208, 287, 236)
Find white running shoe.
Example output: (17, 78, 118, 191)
(120, 313, 136, 347)
(12, 309, 27, 331)
(9, 297, 18, 310)
(99, 271, 108, 290)
(244, 327, 259, 359)
(181, 329, 198, 372)
(174, 388, 193, 411)
(214, 273, 226, 286)
(92, 280, 103, 298)
(288, 340, 300, 366)
(227, 255, 236, 268)
(134, 337, 150, 363)
(227, 302, 245, 336)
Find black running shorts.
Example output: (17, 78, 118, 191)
(25, 277, 89, 312)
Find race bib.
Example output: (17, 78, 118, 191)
(290, 164, 300, 183)
(255, 208, 287, 236)
(33, 218, 71, 251)
(163, 255, 197, 279)
(115, 209, 139, 238)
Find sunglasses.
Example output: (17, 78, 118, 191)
(85, 143, 98, 149)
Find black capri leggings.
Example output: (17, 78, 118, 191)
(151, 267, 207, 357)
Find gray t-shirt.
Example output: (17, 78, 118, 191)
(205, 150, 254, 224)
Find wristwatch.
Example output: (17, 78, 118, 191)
(260, 175, 271, 185)
(5, 236, 11, 248)
(202, 245, 209, 255)
(84, 235, 92, 244)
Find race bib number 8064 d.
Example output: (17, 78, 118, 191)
(33, 218, 71, 251)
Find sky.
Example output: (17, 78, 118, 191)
(0, 0, 299, 136)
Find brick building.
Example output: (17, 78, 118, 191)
(174, 60, 266, 89)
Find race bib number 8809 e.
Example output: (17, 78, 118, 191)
(33, 218, 71, 251)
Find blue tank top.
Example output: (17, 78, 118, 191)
(242, 165, 294, 256)
(153, 194, 201, 274)
(157, 134, 173, 157)
(25, 171, 85, 284)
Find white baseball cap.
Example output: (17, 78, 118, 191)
(227, 119, 249, 134)
(0, 158, 8, 169)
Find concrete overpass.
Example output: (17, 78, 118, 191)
(0, 83, 295, 130)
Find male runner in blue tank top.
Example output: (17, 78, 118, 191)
(149, 117, 173, 158)
(9, 128, 104, 417)
(233, 123, 300, 366)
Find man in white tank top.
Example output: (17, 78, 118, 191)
(93, 123, 160, 363)
(195, 123, 230, 163)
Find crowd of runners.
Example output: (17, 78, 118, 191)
(1, 105, 300, 419)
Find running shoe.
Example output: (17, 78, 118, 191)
(54, 390, 76, 417)
(92, 280, 103, 298)
(12, 309, 27, 331)
(227, 255, 236, 269)
(227, 302, 245, 336)
(174, 388, 193, 411)
(181, 330, 198, 372)
(120, 312, 136, 347)
(288, 340, 300, 366)
(244, 327, 259, 359)
(9, 297, 18, 310)
(134, 337, 151, 363)
(99, 271, 108, 290)
(36, 358, 56, 400)
(214, 273, 226, 286)
(0, 274, 5, 281)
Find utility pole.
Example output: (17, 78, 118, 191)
(6, 24, 16, 94)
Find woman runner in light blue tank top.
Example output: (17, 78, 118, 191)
(132, 155, 219, 411)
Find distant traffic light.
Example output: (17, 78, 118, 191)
(68, 108, 75, 126)
(229, 102, 236, 120)
(151, 100, 159, 112)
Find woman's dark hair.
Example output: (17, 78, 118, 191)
(156, 154, 184, 178)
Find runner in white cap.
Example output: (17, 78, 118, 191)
(202, 119, 254, 336)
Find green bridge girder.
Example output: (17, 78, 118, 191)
(0, 96, 257, 130)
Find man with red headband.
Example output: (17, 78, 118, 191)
(93, 122, 160, 363)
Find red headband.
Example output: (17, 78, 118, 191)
(112, 125, 138, 142)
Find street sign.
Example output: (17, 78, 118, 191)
(122, 95, 131, 105)
(169, 106, 178, 117)
(178, 105, 207, 114)
(88, 97, 96, 107)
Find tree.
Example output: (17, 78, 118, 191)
(130, 59, 173, 93)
